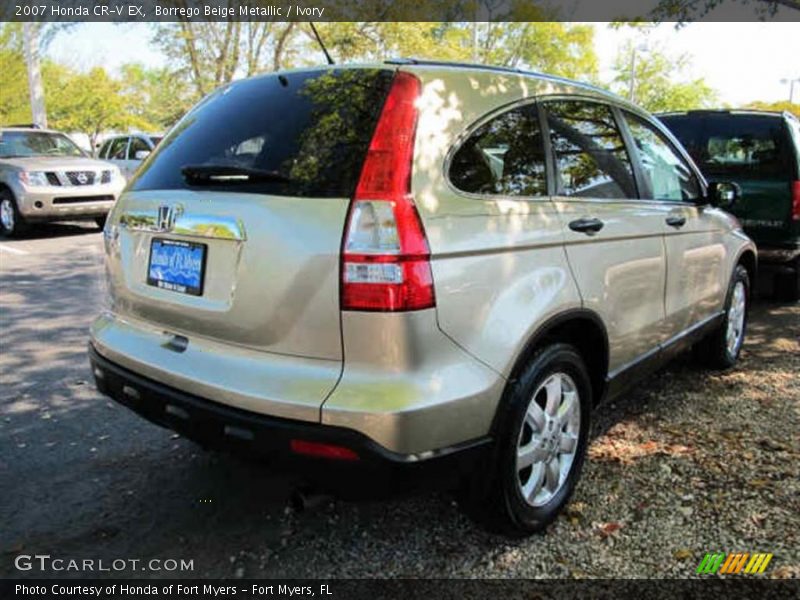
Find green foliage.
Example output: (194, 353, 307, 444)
(0, 25, 30, 125)
(743, 100, 800, 118)
(118, 64, 192, 130)
(610, 41, 718, 112)
(46, 66, 153, 147)
(310, 23, 598, 81)
(651, 0, 799, 22)
(151, 22, 299, 99)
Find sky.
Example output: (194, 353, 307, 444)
(45, 22, 800, 106)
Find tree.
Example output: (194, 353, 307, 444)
(652, 0, 799, 21)
(743, 100, 800, 118)
(47, 67, 155, 148)
(309, 23, 598, 81)
(151, 21, 300, 99)
(610, 41, 718, 112)
(23, 23, 47, 127)
(118, 64, 193, 130)
(11, 22, 76, 126)
(0, 24, 30, 125)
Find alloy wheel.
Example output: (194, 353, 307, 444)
(516, 372, 581, 507)
(726, 280, 746, 356)
(0, 198, 14, 233)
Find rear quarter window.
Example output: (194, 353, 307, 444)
(449, 104, 547, 197)
(130, 69, 394, 198)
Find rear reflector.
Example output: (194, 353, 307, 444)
(341, 71, 435, 312)
(792, 181, 800, 221)
(290, 439, 360, 461)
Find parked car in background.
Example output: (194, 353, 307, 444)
(659, 110, 800, 300)
(97, 133, 162, 180)
(89, 61, 756, 535)
(0, 126, 125, 237)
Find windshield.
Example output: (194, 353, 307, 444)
(0, 131, 86, 159)
(131, 68, 394, 197)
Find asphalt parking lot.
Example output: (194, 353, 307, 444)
(1, 224, 798, 579)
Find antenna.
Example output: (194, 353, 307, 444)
(309, 22, 334, 65)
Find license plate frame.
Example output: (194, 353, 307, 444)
(147, 238, 207, 296)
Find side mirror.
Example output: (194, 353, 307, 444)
(707, 181, 740, 210)
(134, 150, 151, 161)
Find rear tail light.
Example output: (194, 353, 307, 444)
(792, 181, 800, 221)
(341, 71, 435, 312)
(290, 439, 359, 461)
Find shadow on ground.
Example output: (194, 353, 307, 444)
(1, 239, 797, 579)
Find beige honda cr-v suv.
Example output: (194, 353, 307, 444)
(89, 60, 756, 535)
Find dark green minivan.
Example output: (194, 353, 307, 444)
(659, 110, 800, 300)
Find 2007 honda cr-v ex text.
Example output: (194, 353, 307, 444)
(89, 60, 756, 535)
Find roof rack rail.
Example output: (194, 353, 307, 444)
(5, 123, 42, 129)
(384, 57, 614, 99)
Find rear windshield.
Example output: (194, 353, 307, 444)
(130, 69, 394, 197)
(659, 114, 795, 180)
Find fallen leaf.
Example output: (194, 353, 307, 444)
(597, 522, 623, 538)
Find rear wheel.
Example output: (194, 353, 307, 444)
(0, 190, 28, 238)
(695, 264, 749, 369)
(774, 258, 800, 302)
(460, 343, 591, 536)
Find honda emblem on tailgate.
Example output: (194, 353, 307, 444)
(157, 205, 175, 232)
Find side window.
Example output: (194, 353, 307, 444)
(128, 136, 150, 159)
(98, 140, 111, 159)
(544, 100, 637, 199)
(449, 104, 547, 197)
(108, 138, 128, 160)
(623, 112, 701, 202)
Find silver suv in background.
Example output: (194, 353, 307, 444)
(97, 134, 162, 180)
(89, 61, 756, 535)
(0, 127, 125, 237)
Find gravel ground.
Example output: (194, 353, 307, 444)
(1, 226, 798, 580)
(245, 301, 800, 579)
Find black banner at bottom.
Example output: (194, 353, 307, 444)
(3, 579, 799, 600)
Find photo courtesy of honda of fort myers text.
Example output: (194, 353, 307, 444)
(1, 0, 799, 598)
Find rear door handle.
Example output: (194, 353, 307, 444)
(568, 217, 604, 235)
(666, 216, 687, 228)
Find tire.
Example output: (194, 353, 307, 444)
(774, 258, 799, 302)
(695, 264, 750, 369)
(95, 215, 108, 230)
(0, 189, 28, 238)
(460, 343, 592, 536)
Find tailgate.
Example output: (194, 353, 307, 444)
(109, 189, 349, 361)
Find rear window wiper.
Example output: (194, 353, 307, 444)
(181, 164, 291, 184)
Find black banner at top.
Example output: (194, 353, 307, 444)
(3, 0, 800, 22)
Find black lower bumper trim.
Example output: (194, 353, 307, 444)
(88, 345, 490, 482)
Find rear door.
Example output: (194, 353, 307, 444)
(621, 111, 726, 337)
(108, 68, 394, 365)
(543, 99, 670, 375)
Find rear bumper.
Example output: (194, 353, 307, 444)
(756, 244, 800, 266)
(90, 310, 505, 455)
(89, 344, 490, 476)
